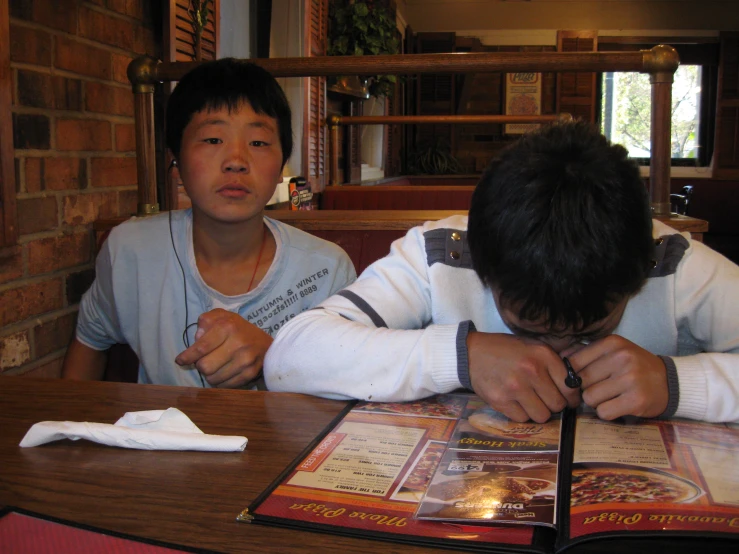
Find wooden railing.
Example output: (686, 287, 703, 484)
(127, 46, 681, 216)
(326, 114, 572, 185)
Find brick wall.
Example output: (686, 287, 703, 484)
(0, 0, 159, 377)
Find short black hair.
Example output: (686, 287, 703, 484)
(468, 121, 655, 332)
(165, 58, 293, 167)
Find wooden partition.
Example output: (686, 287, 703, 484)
(320, 185, 475, 211)
(128, 46, 683, 217)
(268, 210, 465, 274)
(271, 209, 706, 273)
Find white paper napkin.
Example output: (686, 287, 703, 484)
(19, 408, 247, 451)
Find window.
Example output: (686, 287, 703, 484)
(601, 65, 702, 163)
(597, 38, 719, 168)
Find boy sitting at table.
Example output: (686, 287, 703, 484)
(62, 59, 356, 388)
(264, 121, 739, 423)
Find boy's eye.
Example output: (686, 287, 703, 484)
(250, 140, 269, 147)
(204, 138, 222, 144)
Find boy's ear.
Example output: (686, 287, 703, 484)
(168, 158, 183, 185)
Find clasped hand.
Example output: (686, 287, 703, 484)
(467, 332, 669, 423)
(175, 308, 272, 388)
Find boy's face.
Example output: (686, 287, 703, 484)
(493, 290, 629, 354)
(176, 101, 284, 225)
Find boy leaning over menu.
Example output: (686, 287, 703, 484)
(265, 121, 739, 423)
(62, 58, 356, 388)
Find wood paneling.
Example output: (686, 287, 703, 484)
(0, 0, 18, 254)
(320, 185, 474, 210)
(714, 32, 739, 179)
(557, 30, 598, 122)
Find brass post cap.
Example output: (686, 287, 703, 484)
(127, 56, 161, 92)
(643, 45, 680, 83)
(137, 203, 160, 216)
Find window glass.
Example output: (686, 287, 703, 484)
(600, 65, 702, 163)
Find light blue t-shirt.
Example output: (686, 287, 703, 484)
(76, 209, 356, 386)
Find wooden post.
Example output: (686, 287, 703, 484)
(127, 56, 161, 216)
(328, 115, 340, 186)
(643, 45, 680, 217)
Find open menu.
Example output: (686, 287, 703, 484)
(243, 394, 739, 553)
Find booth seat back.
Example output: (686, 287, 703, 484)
(267, 210, 466, 275)
(320, 186, 475, 211)
(308, 229, 407, 275)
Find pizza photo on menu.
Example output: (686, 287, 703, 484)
(352, 394, 468, 419)
(423, 473, 555, 515)
(415, 450, 559, 526)
(571, 463, 704, 507)
(450, 407, 562, 451)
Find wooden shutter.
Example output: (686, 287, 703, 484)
(164, 0, 220, 63)
(557, 30, 597, 122)
(304, 0, 328, 188)
(0, 0, 17, 253)
(713, 32, 739, 179)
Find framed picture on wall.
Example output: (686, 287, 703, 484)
(505, 72, 542, 134)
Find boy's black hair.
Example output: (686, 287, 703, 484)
(468, 121, 655, 332)
(165, 58, 293, 166)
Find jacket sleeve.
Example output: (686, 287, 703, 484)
(671, 240, 739, 422)
(264, 224, 466, 401)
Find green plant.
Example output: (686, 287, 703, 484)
(406, 138, 464, 175)
(189, 0, 213, 61)
(327, 1, 400, 97)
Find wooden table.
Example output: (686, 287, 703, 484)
(0, 377, 454, 553)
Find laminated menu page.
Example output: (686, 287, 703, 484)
(415, 397, 561, 527)
(561, 413, 739, 550)
(243, 393, 739, 554)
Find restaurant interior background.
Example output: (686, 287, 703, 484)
(1, 0, 738, 379)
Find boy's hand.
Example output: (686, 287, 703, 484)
(175, 309, 273, 388)
(563, 335, 669, 420)
(467, 332, 581, 423)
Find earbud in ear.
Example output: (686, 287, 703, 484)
(169, 159, 178, 169)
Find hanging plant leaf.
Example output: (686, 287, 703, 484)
(327, 0, 400, 98)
